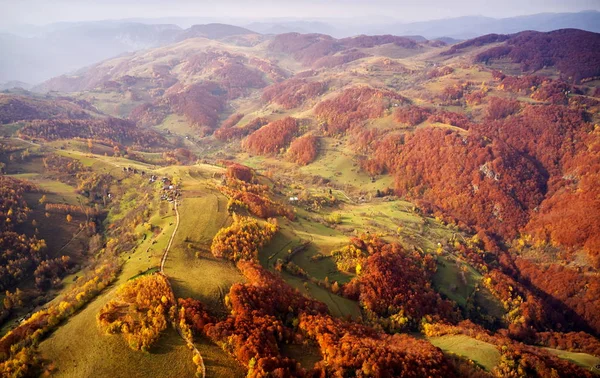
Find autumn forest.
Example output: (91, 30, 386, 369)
(0, 12, 599, 378)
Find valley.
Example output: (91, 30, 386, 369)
(0, 22, 599, 378)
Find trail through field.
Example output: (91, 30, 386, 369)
(158, 201, 207, 378)
(160, 202, 180, 273)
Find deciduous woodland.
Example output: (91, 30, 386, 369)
(1, 24, 600, 378)
(243, 117, 299, 155)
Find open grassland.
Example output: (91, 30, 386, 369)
(428, 334, 501, 371)
(236, 136, 395, 194)
(163, 169, 246, 315)
(544, 348, 600, 373)
(38, 285, 198, 378)
(36, 161, 243, 378)
(155, 113, 195, 136)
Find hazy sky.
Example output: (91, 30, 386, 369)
(1, 0, 600, 26)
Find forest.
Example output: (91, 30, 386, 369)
(19, 118, 166, 148)
(243, 117, 299, 155)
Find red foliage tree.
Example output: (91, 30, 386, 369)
(261, 78, 326, 109)
(394, 105, 432, 126)
(342, 237, 458, 330)
(314, 86, 407, 135)
(243, 117, 298, 155)
(287, 135, 319, 165)
(485, 97, 521, 120)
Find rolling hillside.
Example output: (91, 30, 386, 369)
(1, 27, 599, 377)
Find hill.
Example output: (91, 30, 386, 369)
(444, 29, 600, 83)
(175, 23, 258, 40)
(1, 26, 599, 377)
(0, 22, 259, 85)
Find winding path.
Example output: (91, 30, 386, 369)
(158, 201, 207, 378)
(160, 202, 180, 273)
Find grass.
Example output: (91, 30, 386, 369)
(155, 114, 195, 136)
(10, 172, 83, 205)
(236, 136, 394, 194)
(428, 334, 501, 371)
(257, 215, 362, 318)
(38, 290, 199, 378)
(150, 165, 246, 316)
(282, 271, 362, 319)
(544, 348, 600, 373)
(37, 163, 243, 377)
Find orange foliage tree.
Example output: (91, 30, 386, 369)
(287, 134, 319, 165)
(210, 215, 278, 262)
(97, 273, 175, 351)
(243, 117, 298, 155)
(314, 86, 407, 135)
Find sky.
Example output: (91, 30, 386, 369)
(1, 0, 600, 26)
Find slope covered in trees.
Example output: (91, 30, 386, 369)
(243, 117, 298, 155)
(314, 86, 408, 135)
(472, 29, 600, 83)
(0, 94, 93, 125)
(261, 78, 326, 109)
(18, 118, 166, 147)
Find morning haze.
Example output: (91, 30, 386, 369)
(1, 2, 600, 377)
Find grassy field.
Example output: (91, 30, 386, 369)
(544, 348, 600, 373)
(36, 162, 244, 378)
(155, 114, 195, 136)
(163, 175, 246, 315)
(428, 334, 501, 371)
(38, 286, 198, 378)
(236, 136, 395, 194)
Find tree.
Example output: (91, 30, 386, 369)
(66, 214, 73, 223)
(38, 195, 47, 205)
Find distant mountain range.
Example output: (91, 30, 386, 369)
(0, 23, 255, 85)
(1, 11, 598, 86)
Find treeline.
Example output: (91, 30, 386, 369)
(44, 203, 98, 217)
(18, 118, 166, 148)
